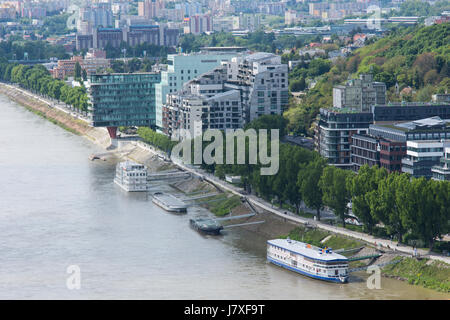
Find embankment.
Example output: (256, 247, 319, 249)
(0, 83, 111, 148)
(2, 83, 449, 294)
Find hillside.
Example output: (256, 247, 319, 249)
(285, 23, 450, 136)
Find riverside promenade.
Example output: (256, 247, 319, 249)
(2, 83, 449, 265)
(2, 83, 90, 123)
(136, 142, 450, 265)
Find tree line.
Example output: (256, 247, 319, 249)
(160, 115, 449, 249)
(0, 60, 89, 112)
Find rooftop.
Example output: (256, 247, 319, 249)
(375, 117, 450, 132)
(268, 238, 348, 262)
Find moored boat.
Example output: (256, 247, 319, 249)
(152, 192, 187, 213)
(114, 161, 148, 192)
(267, 238, 349, 283)
(190, 217, 223, 235)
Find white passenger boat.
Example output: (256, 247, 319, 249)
(267, 238, 349, 283)
(152, 192, 187, 213)
(114, 161, 148, 192)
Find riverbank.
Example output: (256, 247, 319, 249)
(0, 83, 111, 148)
(1, 83, 449, 295)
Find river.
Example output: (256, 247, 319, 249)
(0, 94, 448, 300)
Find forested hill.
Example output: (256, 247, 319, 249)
(285, 23, 450, 136)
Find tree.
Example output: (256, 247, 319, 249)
(289, 77, 306, 92)
(376, 173, 408, 242)
(319, 166, 354, 226)
(397, 178, 450, 249)
(298, 157, 327, 220)
(347, 165, 387, 234)
(74, 62, 82, 79)
(82, 69, 87, 81)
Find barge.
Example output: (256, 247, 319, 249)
(267, 238, 349, 283)
(190, 217, 223, 235)
(152, 192, 187, 213)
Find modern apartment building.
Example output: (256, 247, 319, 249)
(369, 117, 450, 143)
(372, 103, 450, 122)
(224, 52, 289, 122)
(431, 145, 450, 181)
(402, 140, 449, 179)
(163, 66, 243, 138)
(155, 51, 239, 130)
(314, 108, 373, 168)
(351, 134, 380, 172)
(333, 74, 386, 112)
(368, 117, 450, 176)
(87, 73, 161, 138)
(160, 52, 288, 137)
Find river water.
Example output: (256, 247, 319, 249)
(0, 94, 448, 300)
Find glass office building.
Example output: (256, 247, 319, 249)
(88, 73, 161, 138)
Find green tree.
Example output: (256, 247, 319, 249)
(74, 62, 82, 79)
(347, 165, 387, 234)
(297, 157, 327, 220)
(319, 166, 354, 226)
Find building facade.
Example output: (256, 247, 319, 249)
(372, 103, 450, 122)
(88, 73, 161, 138)
(224, 52, 289, 122)
(94, 28, 123, 49)
(315, 109, 373, 168)
(163, 66, 243, 138)
(402, 140, 448, 179)
(379, 139, 406, 173)
(155, 51, 239, 130)
(333, 73, 386, 112)
(431, 145, 450, 181)
(351, 134, 380, 172)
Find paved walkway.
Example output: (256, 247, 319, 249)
(143, 145, 450, 265)
(3, 83, 90, 123)
(5, 84, 446, 265)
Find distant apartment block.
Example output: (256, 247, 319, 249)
(93, 28, 123, 49)
(123, 25, 160, 47)
(333, 74, 386, 112)
(51, 56, 110, 79)
(183, 14, 212, 35)
(78, 25, 180, 50)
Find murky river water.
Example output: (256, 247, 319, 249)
(0, 94, 448, 299)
